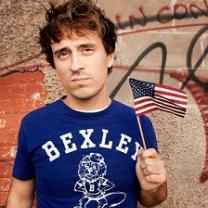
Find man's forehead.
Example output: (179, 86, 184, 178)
(51, 31, 101, 47)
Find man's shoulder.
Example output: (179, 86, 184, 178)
(22, 99, 61, 124)
(113, 100, 152, 123)
(113, 100, 135, 115)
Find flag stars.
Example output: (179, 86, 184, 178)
(129, 78, 155, 98)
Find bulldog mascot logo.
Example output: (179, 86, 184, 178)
(74, 153, 126, 208)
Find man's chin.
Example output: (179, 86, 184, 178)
(71, 90, 98, 101)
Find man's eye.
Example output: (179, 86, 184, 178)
(58, 51, 69, 59)
(82, 48, 94, 54)
(85, 48, 93, 51)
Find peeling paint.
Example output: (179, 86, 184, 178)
(31, 92, 41, 100)
(0, 111, 5, 115)
(10, 146, 17, 158)
(0, 119, 6, 129)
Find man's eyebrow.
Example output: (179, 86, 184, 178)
(79, 43, 96, 48)
(53, 47, 69, 55)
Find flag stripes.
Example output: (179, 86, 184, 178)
(129, 78, 188, 117)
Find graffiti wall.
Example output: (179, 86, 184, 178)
(0, 0, 208, 207)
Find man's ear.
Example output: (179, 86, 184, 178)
(107, 53, 115, 68)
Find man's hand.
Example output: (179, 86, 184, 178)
(136, 148, 167, 207)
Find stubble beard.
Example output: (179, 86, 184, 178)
(69, 81, 108, 102)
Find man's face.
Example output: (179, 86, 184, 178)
(51, 32, 114, 102)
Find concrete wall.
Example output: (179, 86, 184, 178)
(0, 0, 208, 207)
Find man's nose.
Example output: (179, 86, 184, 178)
(70, 53, 83, 72)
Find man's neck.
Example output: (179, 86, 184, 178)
(63, 95, 111, 112)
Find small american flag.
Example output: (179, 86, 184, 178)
(129, 78, 188, 117)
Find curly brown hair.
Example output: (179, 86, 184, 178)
(39, 0, 117, 73)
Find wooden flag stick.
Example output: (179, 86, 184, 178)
(136, 116, 147, 149)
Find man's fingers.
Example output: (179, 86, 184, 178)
(145, 173, 166, 184)
(137, 149, 166, 181)
(140, 158, 164, 168)
(139, 148, 158, 159)
(143, 164, 164, 175)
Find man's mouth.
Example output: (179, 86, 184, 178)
(71, 77, 91, 84)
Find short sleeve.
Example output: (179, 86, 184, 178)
(140, 116, 158, 151)
(12, 120, 35, 180)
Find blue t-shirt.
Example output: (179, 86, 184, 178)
(13, 99, 157, 208)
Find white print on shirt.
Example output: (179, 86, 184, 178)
(73, 153, 126, 208)
(42, 129, 143, 162)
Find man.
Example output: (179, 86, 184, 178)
(6, 0, 167, 207)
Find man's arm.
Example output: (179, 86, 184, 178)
(6, 178, 35, 208)
(138, 181, 167, 207)
(136, 149, 167, 207)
